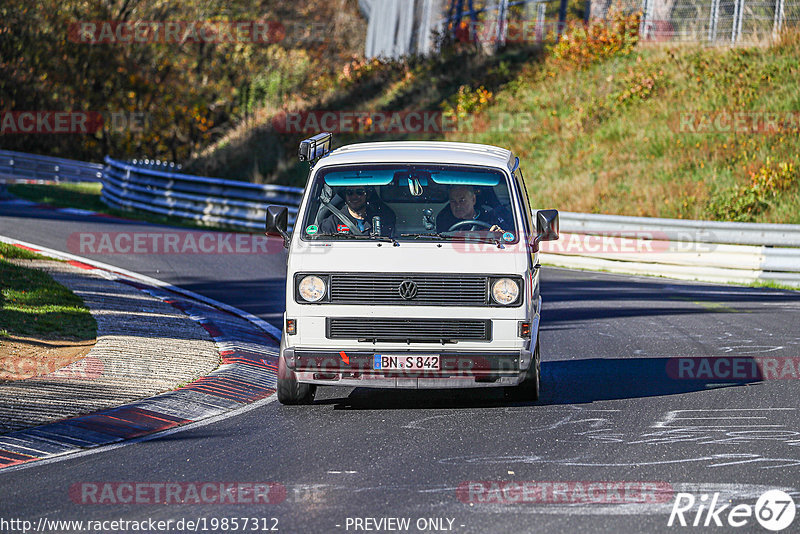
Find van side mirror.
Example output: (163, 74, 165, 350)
(266, 206, 290, 249)
(533, 209, 559, 252)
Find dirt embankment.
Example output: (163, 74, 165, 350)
(0, 335, 96, 382)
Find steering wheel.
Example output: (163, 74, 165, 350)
(448, 220, 493, 232)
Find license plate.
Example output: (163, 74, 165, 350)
(374, 354, 440, 371)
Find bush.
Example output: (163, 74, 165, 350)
(551, 10, 641, 69)
(442, 85, 493, 120)
(706, 160, 798, 221)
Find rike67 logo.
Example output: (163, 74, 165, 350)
(668, 490, 796, 531)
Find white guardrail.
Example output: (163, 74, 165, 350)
(0, 149, 103, 184)
(542, 212, 800, 287)
(102, 156, 303, 230)
(1, 150, 798, 288)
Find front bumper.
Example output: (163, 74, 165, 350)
(283, 347, 532, 388)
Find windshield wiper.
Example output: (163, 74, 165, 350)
(322, 234, 399, 245)
(404, 232, 505, 248)
(401, 232, 448, 240)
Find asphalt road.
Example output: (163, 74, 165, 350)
(2, 203, 800, 533)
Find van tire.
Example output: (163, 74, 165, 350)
(277, 353, 317, 405)
(505, 335, 540, 402)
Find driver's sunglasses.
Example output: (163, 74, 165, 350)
(346, 188, 367, 196)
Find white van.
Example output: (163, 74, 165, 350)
(266, 133, 558, 404)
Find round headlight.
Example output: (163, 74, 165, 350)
(492, 278, 520, 305)
(298, 275, 326, 302)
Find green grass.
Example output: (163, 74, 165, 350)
(9, 182, 107, 212)
(7, 183, 246, 232)
(455, 37, 800, 223)
(742, 279, 800, 291)
(0, 242, 48, 260)
(0, 243, 97, 341)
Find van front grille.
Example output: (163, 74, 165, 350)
(326, 318, 491, 342)
(329, 274, 488, 306)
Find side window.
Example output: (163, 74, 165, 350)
(514, 169, 534, 238)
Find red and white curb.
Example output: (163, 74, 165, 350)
(0, 235, 281, 471)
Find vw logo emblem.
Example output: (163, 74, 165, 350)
(398, 280, 418, 300)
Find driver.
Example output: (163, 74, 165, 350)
(435, 185, 505, 233)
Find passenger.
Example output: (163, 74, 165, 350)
(320, 186, 395, 236)
(436, 185, 506, 233)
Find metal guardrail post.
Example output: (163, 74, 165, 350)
(708, 0, 720, 42)
(496, 0, 509, 47)
(640, 0, 654, 40)
(731, 0, 743, 44)
(773, 0, 785, 38)
(557, 0, 568, 39)
(1, 156, 11, 197)
(536, 2, 546, 42)
(737, 0, 745, 43)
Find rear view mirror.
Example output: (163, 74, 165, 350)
(533, 209, 559, 252)
(266, 205, 290, 249)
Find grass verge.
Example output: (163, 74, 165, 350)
(0, 242, 97, 341)
(460, 35, 800, 223)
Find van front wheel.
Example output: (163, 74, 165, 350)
(277, 353, 317, 405)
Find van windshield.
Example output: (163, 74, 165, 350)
(300, 164, 518, 242)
